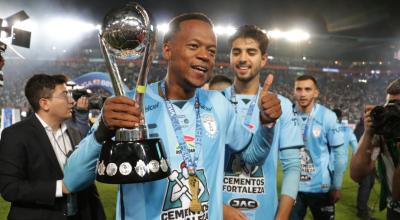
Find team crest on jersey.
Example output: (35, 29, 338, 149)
(201, 113, 218, 138)
(299, 147, 315, 181)
(223, 153, 265, 194)
(312, 125, 321, 138)
(161, 163, 210, 220)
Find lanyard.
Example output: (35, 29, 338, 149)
(160, 80, 202, 175)
(299, 105, 316, 142)
(51, 128, 69, 157)
(230, 85, 260, 128)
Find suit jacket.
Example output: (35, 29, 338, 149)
(0, 115, 105, 220)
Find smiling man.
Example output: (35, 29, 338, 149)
(64, 13, 282, 220)
(221, 25, 303, 220)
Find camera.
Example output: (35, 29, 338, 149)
(71, 89, 105, 110)
(370, 100, 400, 140)
(88, 94, 106, 110)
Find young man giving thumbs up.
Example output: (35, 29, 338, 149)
(221, 25, 303, 220)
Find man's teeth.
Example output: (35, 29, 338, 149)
(193, 66, 207, 72)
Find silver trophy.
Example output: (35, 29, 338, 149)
(96, 2, 170, 184)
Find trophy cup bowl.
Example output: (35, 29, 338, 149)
(96, 3, 170, 184)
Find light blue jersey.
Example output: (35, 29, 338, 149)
(222, 86, 303, 220)
(339, 122, 358, 169)
(295, 104, 346, 193)
(64, 82, 274, 220)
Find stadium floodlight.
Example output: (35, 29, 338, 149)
(285, 29, 310, 42)
(267, 29, 310, 42)
(225, 25, 237, 36)
(213, 25, 237, 37)
(157, 23, 169, 35)
(267, 29, 284, 39)
(213, 25, 225, 36)
(44, 18, 97, 41)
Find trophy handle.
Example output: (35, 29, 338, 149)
(132, 3, 156, 118)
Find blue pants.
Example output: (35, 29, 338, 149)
(289, 192, 335, 220)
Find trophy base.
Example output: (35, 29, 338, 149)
(96, 138, 171, 184)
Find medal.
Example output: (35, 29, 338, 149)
(188, 175, 202, 212)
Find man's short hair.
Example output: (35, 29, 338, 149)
(228, 25, 269, 55)
(386, 78, 400, 95)
(163, 12, 214, 44)
(25, 74, 68, 112)
(208, 74, 233, 88)
(295, 75, 319, 89)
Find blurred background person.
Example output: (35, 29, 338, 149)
(353, 116, 377, 220)
(290, 75, 346, 220)
(66, 95, 90, 136)
(208, 74, 232, 91)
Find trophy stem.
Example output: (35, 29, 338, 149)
(115, 124, 148, 142)
(133, 4, 156, 124)
(99, 37, 125, 97)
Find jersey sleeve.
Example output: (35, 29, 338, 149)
(64, 120, 102, 192)
(280, 148, 301, 199)
(216, 92, 273, 165)
(326, 111, 344, 148)
(326, 111, 346, 189)
(348, 128, 358, 155)
(278, 96, 304, 151)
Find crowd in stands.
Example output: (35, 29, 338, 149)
(0, 55, 398, 123)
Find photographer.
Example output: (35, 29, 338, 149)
(66, 95, 90, 136)
(350, 78, 400, 220)
(66, 89, 106, 136)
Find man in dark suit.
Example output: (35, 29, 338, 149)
(0, 74, 105, 220)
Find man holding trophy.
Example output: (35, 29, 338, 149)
(64, 3, 282, 220)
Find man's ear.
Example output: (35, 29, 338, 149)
(39, 98, 50, 112)
(162, 42, 172, 60)
(261, 53, 268, 67)
(314, 89, 320, 98)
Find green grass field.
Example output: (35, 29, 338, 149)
(0, 163, 387, 220)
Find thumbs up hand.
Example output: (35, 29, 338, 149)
(258, 74, 282, 125)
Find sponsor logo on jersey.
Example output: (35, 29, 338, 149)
(223, 153, 265, 194)
(161, 168, 210, 220)
(300, 147, 315, 181)
(176, 135, 196, 154)
(145, 102, 160, 112)
(229, 198, 259, 210)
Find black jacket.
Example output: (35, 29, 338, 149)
(0, 115, 105, 220)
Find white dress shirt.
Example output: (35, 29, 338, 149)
(35, 113, 73, 197)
